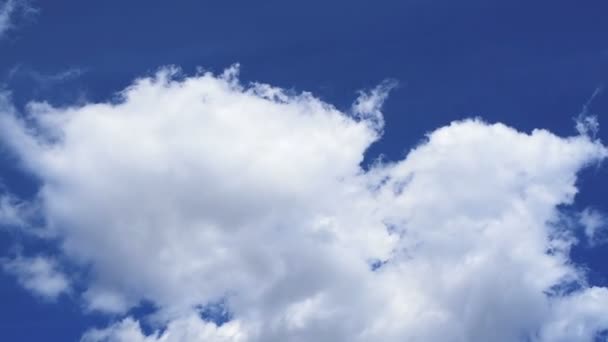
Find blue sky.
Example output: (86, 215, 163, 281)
(1, 1, 608, 341)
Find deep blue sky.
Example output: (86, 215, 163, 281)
(1, 1, 608, 340)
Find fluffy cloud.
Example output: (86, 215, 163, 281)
(579, 209, 607, 245)
(0, 66, 607, 341)
(1, 255, 70, 299)
(81, 315, 246, 342)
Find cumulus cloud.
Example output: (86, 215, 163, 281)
(1, 255, 70, 299)
(81, 315, 245, 342)
(0, 66, 607, 341)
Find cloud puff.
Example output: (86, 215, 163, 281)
(1, 255, 70, 299)
(0, 66, 607, 341)
(579, 208, 607, 246)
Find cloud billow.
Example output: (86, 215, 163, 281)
(0, 66, 607, 341)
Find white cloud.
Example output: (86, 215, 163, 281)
(0, 0, 30, 39)
(83, 286, 133, 314)
(0, 66, 607, 341)
(81, 314, 246, 342)
(540, 287, 608, 341)
(576, 114, 600, 139)
(0, 1, 15, 37)
(579, 208, 607, 245)
(1, 255, 70, 299)
(575, 85, 603, 139)
(0, 193, 28, 227)
(0, 189, 45, 235)
(351, 79, 397, 130)
(7, 64, 86, 86)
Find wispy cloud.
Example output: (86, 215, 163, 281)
(580, 208, 608, 246)
(575, 84, 603, 138)
(0, 0, 35, 39)
(7, 64, 86, 86)
(0, 0, 16, 37)
(1, 255, 71, 300)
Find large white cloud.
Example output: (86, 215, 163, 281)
(0, 66, 607, 341)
